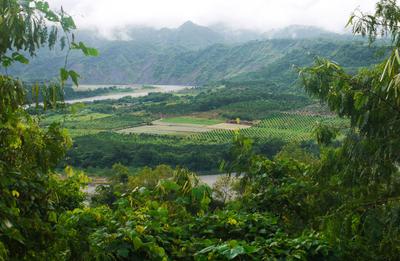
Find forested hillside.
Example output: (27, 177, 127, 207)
(6, 26, 382, 85)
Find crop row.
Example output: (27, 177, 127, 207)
(190, 113, 349, 143)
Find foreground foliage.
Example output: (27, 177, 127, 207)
(58, 167, 331, 261)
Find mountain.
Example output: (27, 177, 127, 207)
(264, 25, 349, 39)
(208, 23, 264, 43)
(117, 21, 226, 50)
(4, 22, 383, 85)
(6, 37, 384, 86)
(72, 23, 353, 51)
(165, 21, 225, 49)
(67, 21, 228, 51)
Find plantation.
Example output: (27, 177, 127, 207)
(39, 112, 110, 125)
(33, 92, 348, 171)
(38, 111, 156, 137)
(192, 113, 349, 143)
(63, 112, 348, 172)
(36, 107, 348, 172)
(218, 99, 312, 120)
(159, 116, 224, 125)
(118, 124, 212, 135)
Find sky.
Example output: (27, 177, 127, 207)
(47, 0, 377, 35)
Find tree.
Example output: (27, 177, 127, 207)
(212, 175, 238, 204)
(0, 1, 96, 259)
(297, 0, 400, 258)
(0, 0, 97, 85)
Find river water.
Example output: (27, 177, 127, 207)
(65, 84, 192, 104)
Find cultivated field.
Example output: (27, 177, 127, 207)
(191, 113, 349, 143)
(159, 117, 223, 125)
(43, 112, 348, 141)
(118, 117, 251, 136)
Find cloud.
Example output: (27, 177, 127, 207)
(47, 0, 377, 34)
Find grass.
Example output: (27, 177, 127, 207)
(66, 129, 105, 138)
(118, 124, 211, 136)
(67, 113, 111, 121)
(63, 114, 153, 131)
(39, 113, 110, 125)
(118, 119, 248, 136)
(160, 117, 224, 125)
(40, 112, 154, 137)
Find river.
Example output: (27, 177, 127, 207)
(65, 84, 192, 104)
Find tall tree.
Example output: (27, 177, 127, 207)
(0, 1, 96, 259)
(299, 0, 400, 259)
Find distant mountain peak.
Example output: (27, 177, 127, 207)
(179, 20, 199, 29)
(284, 24, 322, 29)
(264, 25, 341, 39)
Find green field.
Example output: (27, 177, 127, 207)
(159, 116, 224, 125)
(191, 113, 349, 143)
(39, 112, 110, 125)
(40, 112, 155, 137)
(66, 128, 104, 137)
(40, 110, 348, 141)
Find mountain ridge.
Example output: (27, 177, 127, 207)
(75, 21, 351, 49)
(4, 21, 378, 86)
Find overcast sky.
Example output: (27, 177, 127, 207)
(48, 0, 377, 34)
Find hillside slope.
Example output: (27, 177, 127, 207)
(6, 39, 383, 85)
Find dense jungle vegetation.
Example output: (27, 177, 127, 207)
(1, 0, 400, 260)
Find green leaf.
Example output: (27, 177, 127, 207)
(1, 56, 12, 67)
(196, 245, 216, 255)
(61, 16, 76, 30)
(11, 53, 29, 64)
(72, 42, 99, 56)
(85, 46, 99, 56)
(226, 246, 245, 259)
(346, 14, 354, 28)
(48, 211, 57, 223)
(132, 236, 143, 250)
(154, 246, 165, 257)
(52, 84, 57, 107)
(60, 68, 69, 84)
(32, 83, 40, 107)
(157, 180, 180, 193)
(3, 219, 12, 229)
(69, 70, 80, 86)
(35, 1, 50, 12)
(11, 190, 19, 198)
(354, 91, 364, 110)
(117, 248, 129, 258)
